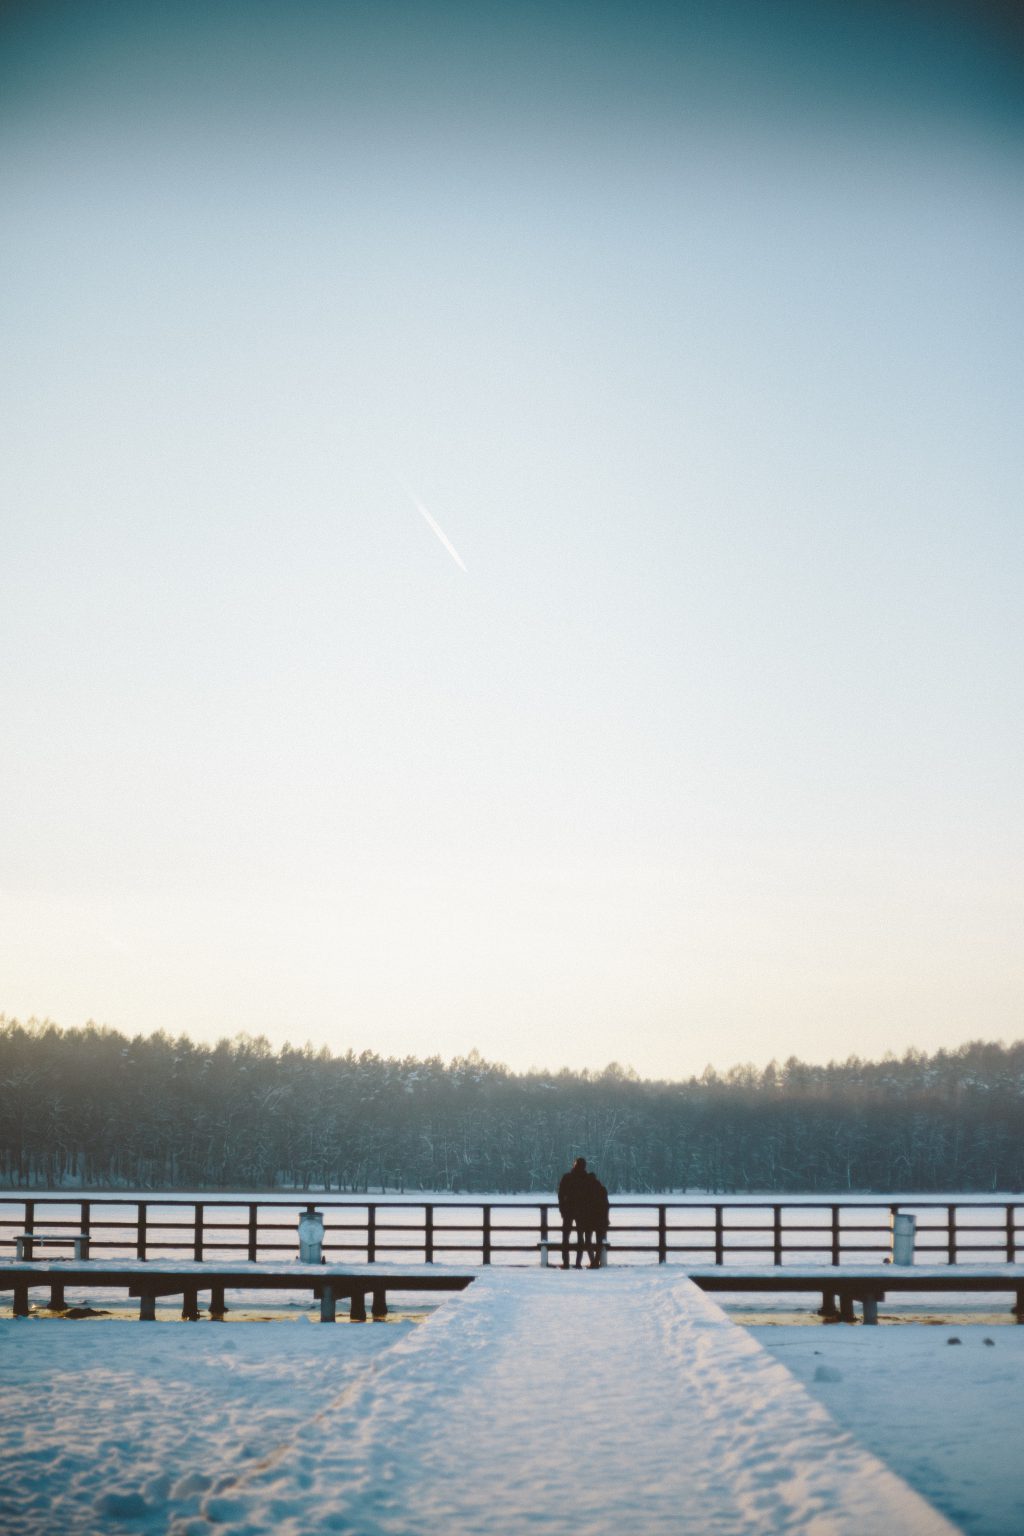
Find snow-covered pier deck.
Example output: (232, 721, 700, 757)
(145, 1268, 956, 1535)
(5, 1256, 1024, 1325)
(0, 1259, 474, 1321)
(691, 1262, 1024, 1323)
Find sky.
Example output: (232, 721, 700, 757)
(1, 0, 1022, 1081)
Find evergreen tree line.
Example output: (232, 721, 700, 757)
(1, 1018, 1022, 1194)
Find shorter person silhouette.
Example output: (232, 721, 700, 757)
(581, 1168, 610, 1267)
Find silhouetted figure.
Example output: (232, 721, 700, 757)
(558, 1156, 590, 1268)
(581, 1169, 610, 1267)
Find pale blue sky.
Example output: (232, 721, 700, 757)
(2, 1, 1021, 1077)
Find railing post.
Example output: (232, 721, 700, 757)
(137, 1201, 147, 1261)
(773, 1205, 782, 1266)
(482, 1205, 492, 1265)
(540, 1203, 549, 1249)
(658, 1205, 667, 1264)
(367, 1205, 376, 1264)
(425, 1205, 434, 1264)
(714, 1205, 724, 1265)
(948, 1203, 957, 1265)
(247, 1203, 258, 1262)
(1007, 1204, 1016, 1264)
(831, 1205, 841, 1265)
(24, 1199, 35, 1260)
(81, 1200, 91, 1257)
(194, 1203, 204, 1263)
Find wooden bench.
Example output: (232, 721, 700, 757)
(15, 1232, 90, 1261)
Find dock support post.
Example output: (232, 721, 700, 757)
(139, 1292, 156, 1322)
(13, 1280, 29, 1317)
(862, 1294, 878, 1325)
(209, 1284, 227, 1320)
(182, 1287, 200, 1322)
(839, 1292, 856, 1324)
(350, 1290, 367, 1322)
(371, 1285, 387, 1320)
(818, 1292, 839, 1319)
(320, 1284, 336, 1322)
(48, 1281, 65, 1311)
(1014, 1287, 1024, 1323)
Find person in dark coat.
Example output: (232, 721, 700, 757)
(580, 1169, 610, 1267)
(557, 1156, 590, 1268)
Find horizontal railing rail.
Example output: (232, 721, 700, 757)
(0, 1197, 1020, 1267)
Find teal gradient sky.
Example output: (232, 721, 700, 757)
(2, 1, 1022, 1077)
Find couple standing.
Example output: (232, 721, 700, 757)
(557, 1156, 609, 1268)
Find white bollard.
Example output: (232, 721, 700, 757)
(298, 1207, 325, 1264)
(600, 1239, 609, 1267)
(539, 1241, 550, 1267)
(892, 1212, 916, 1265)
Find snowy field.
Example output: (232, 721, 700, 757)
(4, 1269, 1020, 1535)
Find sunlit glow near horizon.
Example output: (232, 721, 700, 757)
(1, 1, 1021, 1080)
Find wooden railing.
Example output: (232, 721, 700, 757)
(0, 1197, 1021, 1266)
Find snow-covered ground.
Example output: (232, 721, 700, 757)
(754, 1325, 1024, 1536)
(0, 1319, 412, 1533)
(0, 1270, 985, 1536)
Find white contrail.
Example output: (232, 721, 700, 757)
(403, 484, 468, 573)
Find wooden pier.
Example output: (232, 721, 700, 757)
(0, 1260, 473, 1322)
(4, 1257, 1023, 1325)
(689, 1262, 1024, 1323)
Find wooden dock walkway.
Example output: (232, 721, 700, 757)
(176, 1269, 959, 1535)
(4, 1256, 1023, 1325)
(0, 1259, 474, 1321)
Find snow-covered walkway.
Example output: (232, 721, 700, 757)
(166, 1268, 956, 1535)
